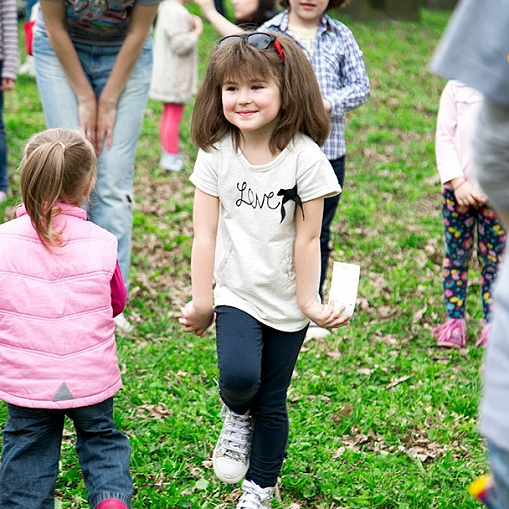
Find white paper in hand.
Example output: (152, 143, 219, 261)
(327, 261, 360, 317)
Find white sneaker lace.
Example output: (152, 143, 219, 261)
(216, 407, 253, 461)
(237, 480, 275, 509)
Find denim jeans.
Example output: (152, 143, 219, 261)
(320, 156, 345, 297)
(488, 441, 509, 509)
(33, 30, 153, 283)
(215, 306, 307, 488)
(0, 60, 7, 194)
(0, 398, 132, 509)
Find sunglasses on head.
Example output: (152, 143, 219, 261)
(217, 33, 285, 62)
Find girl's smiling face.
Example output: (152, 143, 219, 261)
(221, 75, 282, 136)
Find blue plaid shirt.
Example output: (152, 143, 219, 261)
(260, 11, 370, 160)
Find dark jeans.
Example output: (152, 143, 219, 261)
(0, 398, 132, 509)
(215, 306, 307, 488)
(0, 60, 7, 193)
(320, 156, 346, 298)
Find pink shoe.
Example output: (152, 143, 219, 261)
(475, 322, 491, 348)
(96, 500, 128, 509)
(432, 318, 466, 348)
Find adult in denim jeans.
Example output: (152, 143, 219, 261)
(0, 0, 19, 202)
(33, 0, 159, 300)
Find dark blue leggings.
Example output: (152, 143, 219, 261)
(215, 306, 307, 488)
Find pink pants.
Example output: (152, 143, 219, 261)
(160, 103, 184, 154)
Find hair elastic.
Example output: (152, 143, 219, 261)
(58, 142, 65, 152)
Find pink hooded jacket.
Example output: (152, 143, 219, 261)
(0, 203, 123, 409)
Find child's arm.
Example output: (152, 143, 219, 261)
(324, 28, 370, 118)
(436, 82, 465, 185)
(110, 261, 127, 317)
(193, 0, 244, 36)
(1, 0, 19, 86)
(179, 189, 219, 336)
(294, 198, 350, 328)
(164, 6, 203, 57)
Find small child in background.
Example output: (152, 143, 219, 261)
(433, 80, 506, 348)
(0, 0, 19, 202)
(149, 0, 203, 172)
(0, 128, 132, 509)
(180, 33, 350, 508)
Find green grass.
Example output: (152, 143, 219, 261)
(0, 7, 490, 508)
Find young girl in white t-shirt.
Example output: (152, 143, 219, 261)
(179, 33, 350, 509)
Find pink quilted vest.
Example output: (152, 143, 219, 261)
(0, 203, 122, 409)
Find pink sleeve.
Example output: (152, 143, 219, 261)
(435, 81, 463, 184)
(110, 261, 127, 317)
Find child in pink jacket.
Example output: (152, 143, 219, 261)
(433, 81, 506, 348)
(0, 128, 131, 509)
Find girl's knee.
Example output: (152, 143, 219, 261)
(220, 369, 260, 405)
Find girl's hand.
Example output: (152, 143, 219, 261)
(472, 186, 487, 207)
(453, 179, 480, 208)
(302, 301, 351, 330)
(0, 78, 15, 92)
(191, 14, 204, 37)
(96, 95, 117, 155)
(322, 97, 332, 113)
(179, 301, 215, 336)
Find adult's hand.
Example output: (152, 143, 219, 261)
(78, 96, 98, 148)
(96, 94, 117, 155)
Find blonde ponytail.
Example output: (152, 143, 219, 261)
(20, 128, 97, 249)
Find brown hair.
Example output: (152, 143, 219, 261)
(20, 128, 97, 249)
(278, 0, 349, 10)
(191, 32, 329, 154)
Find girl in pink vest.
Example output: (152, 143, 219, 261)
(0, 128, 131, 509)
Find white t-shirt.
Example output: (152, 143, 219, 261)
(190, 133, 341, 332)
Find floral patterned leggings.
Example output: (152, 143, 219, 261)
(441, 188, 506, 321)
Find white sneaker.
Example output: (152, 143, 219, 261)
(304, 322, 330, 342)
(236, 479, 275, 509)
(213, 405, 253, 484)
(114, 313, 133, 333)
(160, 151, 183, 172)
(0, 191, 6, 203)
(18, 56, 36, 77)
